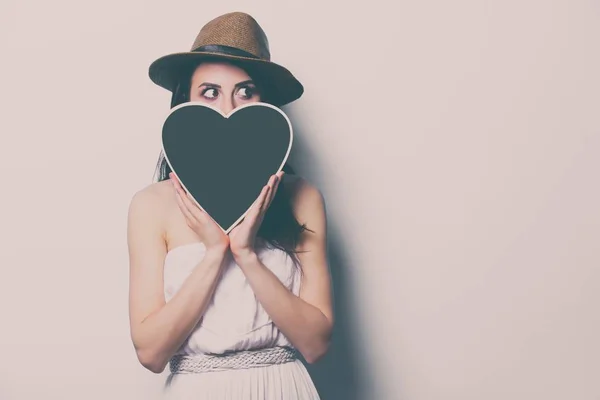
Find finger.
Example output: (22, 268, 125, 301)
(171, 177, 207, 221)
(171, 175, 205, 224)
(182, 192, 210, 224)
(250, 185, 269, 218)
(267, 173, 283, 208)
(170, 172, 182, 188)
(238, 186, 265, 228)
(259, 185, 273, 215)
(185, 191, 205, 212)
(170, 174, 189, 201)
(262, 175, 280, 213)
(262, 174, 279, 206)
(174, 188, 197, 226)
(171, 173, 187, 198)
(171, 173, 190, 200)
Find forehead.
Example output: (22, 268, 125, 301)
(190, 61, 252, 82)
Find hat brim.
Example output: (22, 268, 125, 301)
(148, 51, 304, 107)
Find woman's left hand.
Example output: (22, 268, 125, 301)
(229, 171, 285, 260)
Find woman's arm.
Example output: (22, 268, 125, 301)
(127, 187, 228, 374)
(233, 177, 334, 364)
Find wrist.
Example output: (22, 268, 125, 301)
(231, 247, 258, 266)
(205, 243, 229, 259)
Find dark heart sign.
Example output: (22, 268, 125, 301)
(161, 101, 293, 233)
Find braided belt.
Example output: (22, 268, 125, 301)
(169, 346, 298, 374)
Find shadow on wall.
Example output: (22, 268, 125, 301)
(284, 107, 374, 400)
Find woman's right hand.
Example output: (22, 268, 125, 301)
(169, 172, 230, 253)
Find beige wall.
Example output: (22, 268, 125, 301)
(1, 0, 598, 399)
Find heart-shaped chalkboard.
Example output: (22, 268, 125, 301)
(161, 101, 293, 233)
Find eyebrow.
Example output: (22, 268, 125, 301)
(198, 80, 256, 89)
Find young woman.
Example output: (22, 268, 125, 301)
(126, 12, 333, 399)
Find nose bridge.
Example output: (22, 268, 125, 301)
(222, 93, 235, 115)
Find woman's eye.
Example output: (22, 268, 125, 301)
(238, 86, 255, 99)
(202, 88, 218, 99)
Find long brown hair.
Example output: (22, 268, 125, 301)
(153, 59, 311, 265)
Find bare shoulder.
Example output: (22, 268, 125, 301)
(129, 180, 173, 208)
(283, 173, 325, 202)
(282, 174, 327, 235)
(127, 180, 174, 233)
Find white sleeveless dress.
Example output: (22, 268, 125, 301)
(161, 240, 321, 400)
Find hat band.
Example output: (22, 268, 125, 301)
(192, 44, 260, 60)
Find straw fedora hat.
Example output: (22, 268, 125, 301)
(148, 11, 304, 107)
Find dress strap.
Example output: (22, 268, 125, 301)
(169, 346, 298, 374)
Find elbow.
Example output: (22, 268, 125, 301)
(302, 319, 334, 364)
(131, 324, 169, 373)
(146, 361, 167, 375)
(302, 344, 329, 364)
(136, 348, 167, 374)
(301, 338, 331, 365)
